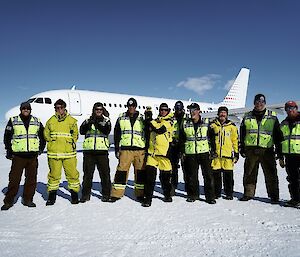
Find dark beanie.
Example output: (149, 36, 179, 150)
(93, 102, 103, 110)
(54, 99, 67, 107)
(218, 106, 228, 115)
(254, 94, 266, 104)
(159, 103, 169, 109)
(20, 102, 31, 110)
(127, 97, 137, 107)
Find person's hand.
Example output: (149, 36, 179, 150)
(115, 151, 120, 159)
(279, 158, 285, 168)
(234, 152, 239, 163)
(210, 151, 218, 160)
(6, 150, 13, 160)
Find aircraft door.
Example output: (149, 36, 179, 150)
(68, 92, 82, 115)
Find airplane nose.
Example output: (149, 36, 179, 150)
(5, 106, 19, 121)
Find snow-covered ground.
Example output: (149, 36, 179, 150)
(0, 124, 299, 257)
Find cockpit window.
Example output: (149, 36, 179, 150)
(27, 98, 36, 103)
(45, 98, 52, 104)
(35, 98, 43, 104)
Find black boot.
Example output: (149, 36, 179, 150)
(70, 190, 79, 204)
(46, 190, 57, 206)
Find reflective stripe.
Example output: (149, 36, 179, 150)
(12, 134, 38, 139)
(50, 132, 72, 138)
(134, 183, 144, 189)
(186, 136, 208, 141)
(121, 130, 143, 136)
(284, 135, 300, 140)
(47, 152, 77, 158)
(85, 133, 108, 138)
(112, 184, 126, 190)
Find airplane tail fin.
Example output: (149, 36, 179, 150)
(220, 68, 250, 108)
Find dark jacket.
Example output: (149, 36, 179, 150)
(80, 115, 111, 155)
(4, 114, 46, 158)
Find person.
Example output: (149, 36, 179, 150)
(210, 106, 239, 200)
(110, 97, 146, 201)
(239, 94, 283, 203)
(44, 99, 80, 205)
(169, 101, 185, 195)
(80, 102, 112, 203)
(1, 102, 46, 211)
(142, 103, 174, 207)
(179, 103, 216, 204)
(279, 101, 300, 208)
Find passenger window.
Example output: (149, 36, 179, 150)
(27, 98, 36, 103)
(103, 103, 106, 107)
(119, 104, 122, 108)
(109, 103, 112, 107)
(35, 98, 43, 104)
(143, 106, 145, 109)
(45, 98, 52, 104)
(114, 104, 117, 107)
(156, 107, 158, 110)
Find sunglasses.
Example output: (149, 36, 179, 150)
(255, 100, 265, 104)
(286, 106, 297, 111)
(21, 107, 31, 110)
(95, 108, 103, 111)
(159, 108, 168, 112)
(55, 106, 65, 110)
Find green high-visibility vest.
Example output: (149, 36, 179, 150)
(83, 123, 110, 151)
(244, 110, 277, 148)
(280, 120, 300, 154)
(11, 116, 40, 152)
(183, 118, 210, 154)
(118, 113, 145, 148)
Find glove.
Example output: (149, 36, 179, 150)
(234, 152, 239, 164)
(279, 158, 285, 168)
(115, 150, 120, 159)
(6, 150, 13, 160)
(209, 151, 218, 160)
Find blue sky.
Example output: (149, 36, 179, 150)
(1, 0, 300, 120)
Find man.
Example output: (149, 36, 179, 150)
(179, 103, 216, 204)
(169, 101, 185, 195)
(110, 97, 146, 201)
(80, 102, 111, 203)
(44, 99, 80, 205)
(1, 102, 45, 211)
(142, 103, 174, 207)
(279, 101, 300, 208)
(210, 106, 239, 200)
(239, 94, 283, 203)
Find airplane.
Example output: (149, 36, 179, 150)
(5, 67, 251, 147)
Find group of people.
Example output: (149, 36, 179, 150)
(1, 94, 300, 210)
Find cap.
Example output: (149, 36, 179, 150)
(54, 99, 67, 108)
(218, 106, 228, 115)
(93, 102, 104, 110)
(159, 103, 169, 110)
(127, 97, 137, 107)
(254, 94, 266, 104)
(188, 103, 200, 110)
(174, 101, 184, 111)
(285, 100, 298, 110)
(20, 102, 31, 110)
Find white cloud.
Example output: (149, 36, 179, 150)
(224, 78, 235, 90)
(176, 74, 220, 95)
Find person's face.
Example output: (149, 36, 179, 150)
(218, 110, 228, 122)
(21, 107, 31, 117)
(55, 105, 65, 115)
(190, 108, 200, 119)
(254, 99, 266, 111)
(128, 105, 136, 115)
(94, 107, 103, 117)
(286, 106, 298, 118)
(159, 107, 169, 117)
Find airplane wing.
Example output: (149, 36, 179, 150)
(201, 100, 300, 123)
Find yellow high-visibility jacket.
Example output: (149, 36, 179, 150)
(44, 111, 78, 159)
